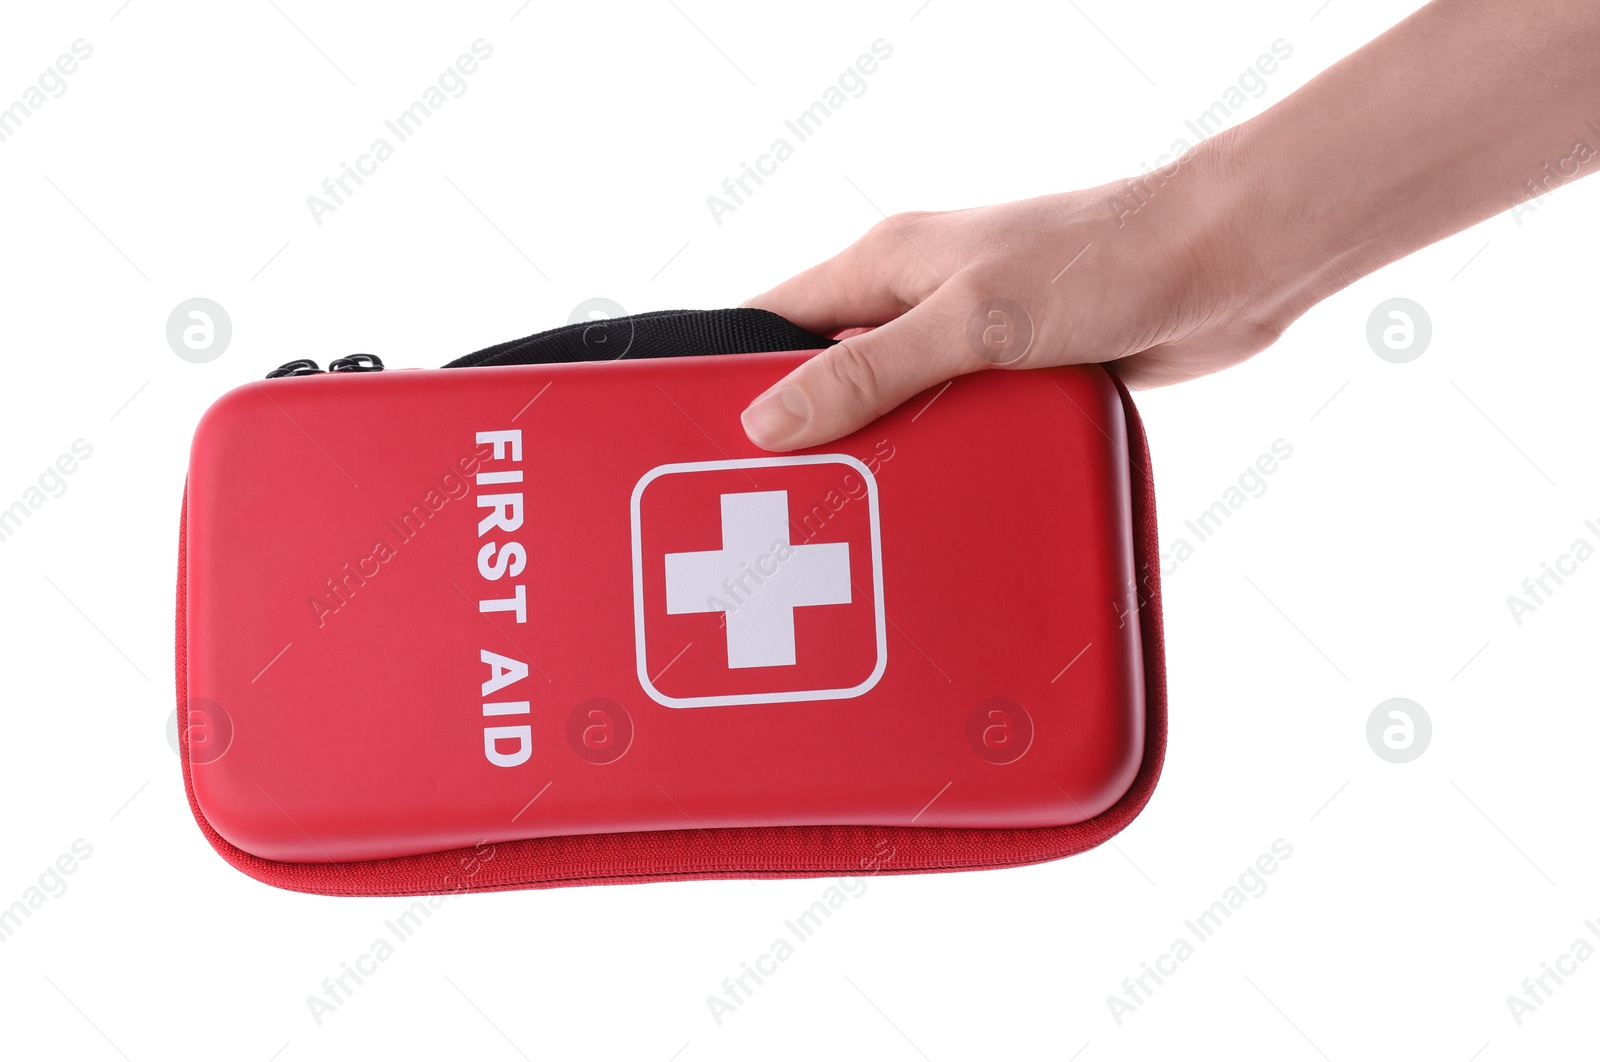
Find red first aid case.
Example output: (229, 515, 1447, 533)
(176, 309, 1166, 895)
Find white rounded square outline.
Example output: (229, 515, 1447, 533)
(630, 454, 887, 708)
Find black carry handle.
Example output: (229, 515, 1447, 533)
(266, 309, 832, 380)
(443, 308, 837, 368)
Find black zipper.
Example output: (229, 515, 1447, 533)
(265, 354, 385, 379)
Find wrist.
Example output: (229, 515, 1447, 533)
(1175, 124, 1351, 341)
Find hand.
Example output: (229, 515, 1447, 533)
(739, 145, 1275, 450)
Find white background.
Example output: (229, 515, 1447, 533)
(1, 1, 1596, 1058)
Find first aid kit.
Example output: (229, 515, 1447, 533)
(176, 308, 1166, 895)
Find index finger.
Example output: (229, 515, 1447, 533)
(742, 216, 946, 334)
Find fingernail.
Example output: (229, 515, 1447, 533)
(741, 384, 809, 447)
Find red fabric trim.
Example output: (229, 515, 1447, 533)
(177, 373, 1166, 895)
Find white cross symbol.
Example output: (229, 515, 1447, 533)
(664, 490, 852, 669)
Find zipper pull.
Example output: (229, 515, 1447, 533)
(329, 354, 385, 373)
(265, 359, 322, 378)
(263, 355, 385, 379)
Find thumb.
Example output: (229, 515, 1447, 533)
(740, 284, 980, 450)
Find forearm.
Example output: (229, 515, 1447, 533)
(1207, 0, 1600, 330)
